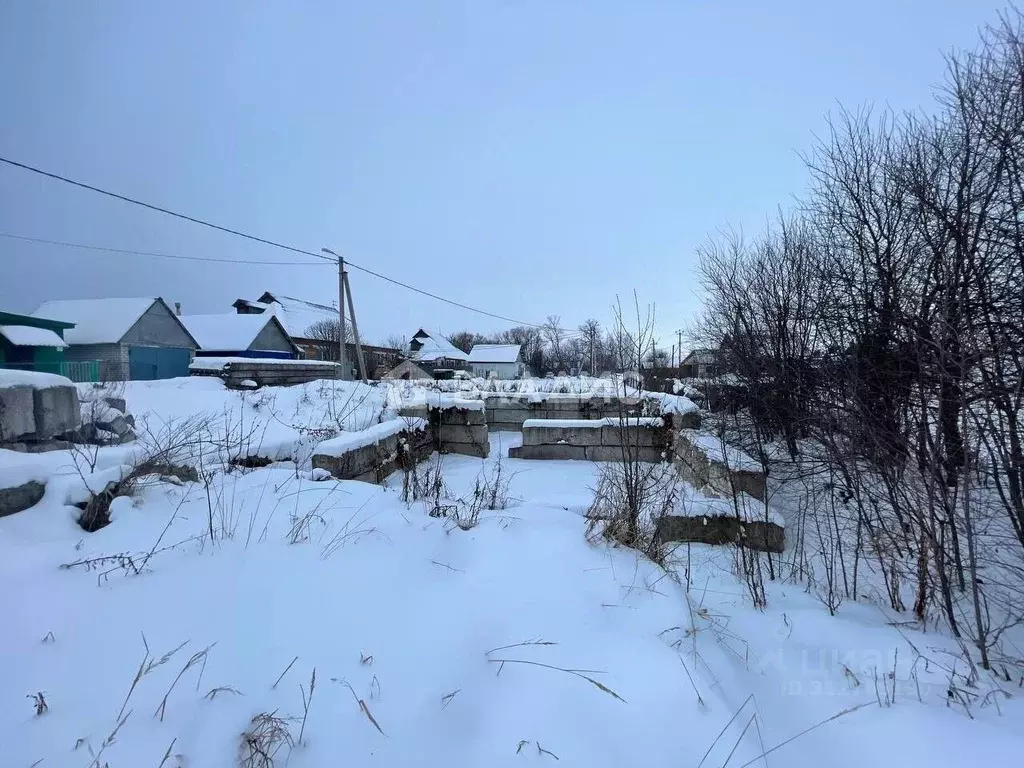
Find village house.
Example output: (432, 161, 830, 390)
(31, 297, 198, 381)
(233, 291, 400, 378)
(467, 343, 526, 379)
(180, 313, 301, 360)
(0, 309, 81, 377)
(407, 329, 471, 377)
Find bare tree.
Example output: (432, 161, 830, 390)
(304, 319, 353, 362)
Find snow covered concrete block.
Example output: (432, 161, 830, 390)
(0, 479, 45, 518)
(509, 444, 587, 460)
(33, 385, 81, 439)
(675, 430, 765, 502)
(522, 423, 603, 447)
(654, 514, 784, 554)
(0, 385, 36, 441)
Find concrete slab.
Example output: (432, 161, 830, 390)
(0, 385, 36, 441)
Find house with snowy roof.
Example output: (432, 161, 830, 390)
(467, 344, 526, 379)
(31, 297, 198, 381)
(232, 292, 400, 377)
(180, 313, 301, 360)
(0, 309, 77, 377)
(408, 329, 471, 376)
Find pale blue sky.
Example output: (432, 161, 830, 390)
(0, 1, 999, 345)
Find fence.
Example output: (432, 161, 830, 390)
(0, 360, 100, 383)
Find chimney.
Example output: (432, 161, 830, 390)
(174, 302, 182, 316)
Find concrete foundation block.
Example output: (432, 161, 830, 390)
(398, 405, 429, 421)
(654, 515, 784, 553)
(33, 385, 81, 439)
(439, 409, 487, 427)
(0, 480, 45, 518)
(509, 444, 587, 460)
(438, 423, 489, 447)
(586, 445, 665, 463)
(0, 385, 36, 441)
(441, 441, 490, 459)
(600, 425, 657, 447)
(523, 425, 602, 446)
(544, 398, 583, 412)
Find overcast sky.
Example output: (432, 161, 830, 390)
(0, 1, 1000, 346)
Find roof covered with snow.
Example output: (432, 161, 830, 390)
(468, 344, 521, 364)
(31, 298, 158, 345)
(180, 313, 295, 353)
(409, 329, 469, 362)
(249, 293, 337, 339)
(0, 325, 67, 348)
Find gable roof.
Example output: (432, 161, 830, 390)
(240, 292, 337, 339)
(180, 313, 300, 354)
(0, 325, 68, 348)
(409, 329, 469, 362)
(468, 344, 521, 364)
(31, 297, 185, 345)
(681, 348, 718, 365)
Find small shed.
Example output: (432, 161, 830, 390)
(0, 310, 76, 377)
(31, 297, 198, 381)
(468, 344, 526, 379)
(181, 313, 301, 359)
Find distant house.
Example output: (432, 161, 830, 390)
(679, 349, 721, 379)
(408, 329, 470, 375)
(468, 344, 526, 379)
(180, 314, 301, 360)
(232, 292, 399, 378)
(32, 297, 198, 381)
(0, 309, 79, 377)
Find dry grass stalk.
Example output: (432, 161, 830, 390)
(239, 711, 297, 768)
(333, 680, 387, 736)
(272, 656, 298, 690)
(155, 643, 215, 721)
(298, 668, 316, 745)
(487, 658, 626, 703)
(205, 686, 243, 700)
(440, 689, 460, 709)
(27, 691, 47, 716)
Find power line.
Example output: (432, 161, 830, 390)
(0, 154, 565, 330)
(0, 232, 326, 266)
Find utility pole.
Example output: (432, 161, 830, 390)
(322, 248, 348, 381)
(676, 329, 683, 369)
(342, 270, 368, 384)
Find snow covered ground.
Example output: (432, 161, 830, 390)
(1, 378, 1022, 767)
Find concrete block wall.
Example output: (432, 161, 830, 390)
(192, 360, 343, 388)
(509, 418, 670, 463)
(397, 404, 490, 459)
(483, 394, 645, 431)
(311, 424, 433, 483)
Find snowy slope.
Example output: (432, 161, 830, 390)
(1, 380, 1021, 767)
